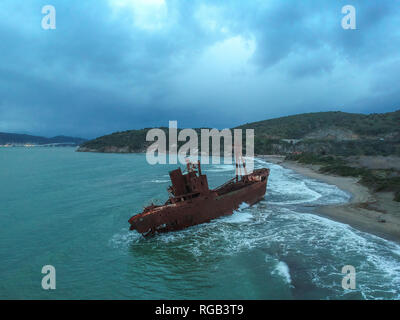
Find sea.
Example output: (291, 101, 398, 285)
(0, 147, 399, 299)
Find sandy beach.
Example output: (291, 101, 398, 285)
(259, 155, 400, 243)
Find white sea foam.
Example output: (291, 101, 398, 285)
(222, 211, 253, 224)
(279, 210, 400, 299)
(149, 179, 170, 183)
(256, 158, 349, 206)
(238, 202, 250, 210)
(204, 164, 235, 172)
(222, 202, 253, 223)
(109, 230, 142, 248)
(271, 260, 292, 285)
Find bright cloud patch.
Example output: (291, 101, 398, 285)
(109, 0, 168, 30)
(195, 4, 229, 34)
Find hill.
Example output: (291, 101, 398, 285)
(77, 110, 400, 156)
(0, 132, 87, 146)
(237, 110, 400, 138)
(77, 128, 153, 153)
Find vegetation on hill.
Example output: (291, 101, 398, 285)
(0, 132, 86, 146)
(78, 110, 400, 156)
(245, 110, 400, 156)
(77, 128, 209, 153)
(237, 110, 400, 139)
(78, 129, 150, 152)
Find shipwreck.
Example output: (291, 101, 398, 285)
(129, 158, 270, 237)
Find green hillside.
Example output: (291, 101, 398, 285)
(78, 110, 400, 156)
(237, 110, 400, 138)
(78, 128, 150, 152)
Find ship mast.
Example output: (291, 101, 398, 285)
(185, 158, 202, 176)
(234, 145, 248, 181)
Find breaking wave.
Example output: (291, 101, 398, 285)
(271, 260, 292, 285)
(221, 202, 253, 223)
(110, 158, 400, 299)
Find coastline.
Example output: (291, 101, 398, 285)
(258, 155, 400, 244)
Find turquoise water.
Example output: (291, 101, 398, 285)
(0, 147, 399, 299)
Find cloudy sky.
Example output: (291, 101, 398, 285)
(0, 0, 399, 138)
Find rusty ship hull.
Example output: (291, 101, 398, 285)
(129, 162, 269, 237)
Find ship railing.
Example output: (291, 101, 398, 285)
(172, 191, 202, 203)
(213, 177, 236, 192)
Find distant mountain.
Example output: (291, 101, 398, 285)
(77, 110, 400, 156)
(0, 132, 87, 146)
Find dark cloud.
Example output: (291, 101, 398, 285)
(0, 0, 399, 138)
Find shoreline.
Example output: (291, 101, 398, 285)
(258, 155, 400, 244)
